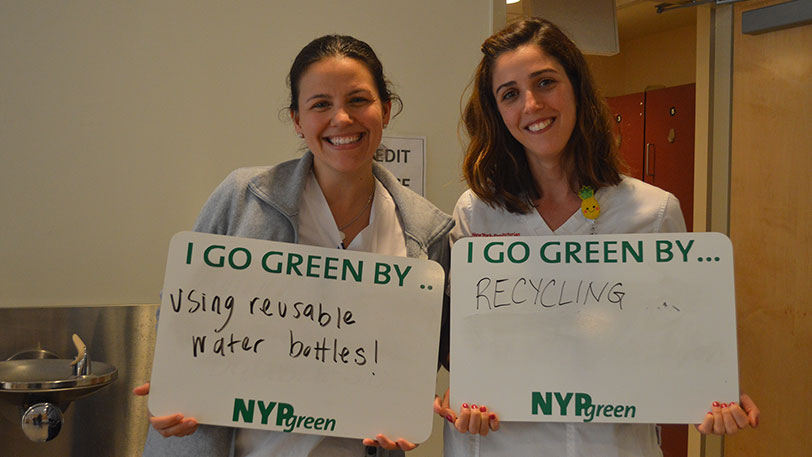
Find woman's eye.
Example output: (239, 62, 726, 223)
(310, 101, 330, 110)
(349, 96, 371, 105)
(501, 90, 517, 101)
(538, 78, 555, 88)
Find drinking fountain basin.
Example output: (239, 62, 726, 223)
(0, 358, 117, 402)
(0, 335, 118, 442)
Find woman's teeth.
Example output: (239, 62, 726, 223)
(527, 119, 553, 132)
(327, 134, 362, 145)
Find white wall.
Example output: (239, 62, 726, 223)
(0, 0, 491, 307)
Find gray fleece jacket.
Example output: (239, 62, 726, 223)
(143, 151, 453, 457)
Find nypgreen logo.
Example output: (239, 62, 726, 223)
(531, 392, 637, 423)
(232, 398, 336, 432)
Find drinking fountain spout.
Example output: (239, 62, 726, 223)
(70, 334, 91, 377)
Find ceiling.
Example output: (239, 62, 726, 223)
(506, 0, 697, 42)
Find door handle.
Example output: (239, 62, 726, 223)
(645, 143, 655, 178)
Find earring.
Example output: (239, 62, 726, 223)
(297, 132, 304, 139)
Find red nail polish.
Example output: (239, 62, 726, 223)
(489, 414, 496, 420)
(712, 401, 720, 407)
(480, 406, 487, 412)
(446, 415, 454, 423)
(462, 403, 468, 409)
(730, 401, 736, 406)
(471, 404, 478, 409)
(721, 403, 728, 408)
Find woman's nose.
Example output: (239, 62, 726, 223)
(330, 106, 353, 126)
(523, 92, 542, 113)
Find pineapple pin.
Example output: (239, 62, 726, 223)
(578, 186, 601, 220)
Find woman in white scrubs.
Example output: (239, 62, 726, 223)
(135, 34, 453, 457)
(434, 17, 760, 457)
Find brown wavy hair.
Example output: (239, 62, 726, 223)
(462, 17, 621, 214)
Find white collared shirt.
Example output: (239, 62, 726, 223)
(451, 176, 685, 240)
(299, 172, 407, 256)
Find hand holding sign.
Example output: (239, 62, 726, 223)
(434, 388, 501, 435)
(696, 394, 760, 435)
(133, 383, 199, 438)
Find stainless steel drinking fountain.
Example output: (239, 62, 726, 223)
(0, 334, 118, 442)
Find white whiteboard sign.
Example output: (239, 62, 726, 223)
(376, 136, 425, 196)
(149, 232, 445, 442)
(450, 233, 739, 424)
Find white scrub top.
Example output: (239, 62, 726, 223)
(446, 176, 685, 457)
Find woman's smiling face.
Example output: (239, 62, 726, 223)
(491, 44, 577, 166)
(292, 56, 391, 180)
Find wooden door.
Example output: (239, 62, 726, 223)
(644, 84, 696, 231)
(606, 92, 646, 179)
(726, 2, 812, 456)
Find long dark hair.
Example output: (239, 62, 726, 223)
(462, 18, 621, 214)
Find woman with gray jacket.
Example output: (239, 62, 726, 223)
(135, 34, 452, 457)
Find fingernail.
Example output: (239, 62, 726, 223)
(707, 411, 713, 415)
(712, 401, 720, 407)
(462, 403, 469, 409)
(446, 415, 454, 423)
(489, 414, 496, 420)
(471, 404, 478, 409)
(721, 403, 728, 408)
(480, 406, 487, 412)
(730, 401, 736, 406)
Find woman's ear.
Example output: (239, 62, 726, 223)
(382, 100, 392, 127)
(290, 109, 302, 135)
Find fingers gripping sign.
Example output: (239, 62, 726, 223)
(435, 388, 500, 436)
(434, 389, 456, 425)
(362, 434, 417, 451)
(695, 394, 760, 435)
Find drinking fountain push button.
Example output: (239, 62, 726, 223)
(21, 402, 63, 442)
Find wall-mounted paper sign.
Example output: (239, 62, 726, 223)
(149, 232, 445, 442)
(376, 136, 426, 196)
(450, 233, 739, 424)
